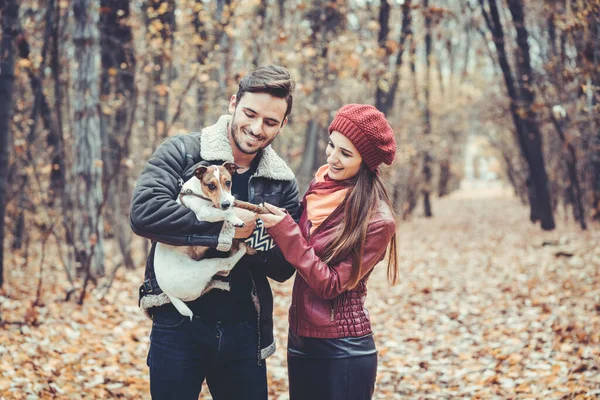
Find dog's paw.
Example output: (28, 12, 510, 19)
(230, 217, 245, 228)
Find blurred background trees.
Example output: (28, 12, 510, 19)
(1, 0, 599, 294)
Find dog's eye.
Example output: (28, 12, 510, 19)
(207, 183, 216, 191)
(225, 181, 231, 188)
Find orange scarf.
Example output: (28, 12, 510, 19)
(305, 165, 353, 234)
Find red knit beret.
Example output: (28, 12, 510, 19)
(328, 104, 396, 171)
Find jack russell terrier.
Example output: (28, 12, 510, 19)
(154, 161, 264, 320)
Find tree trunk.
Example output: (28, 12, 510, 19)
(16, 3, 60, 204)
(100, 0, 136, 268)
(0, 0, 20, 288)
(422, 0, 433, 218)
(192, 0, 234, 129)
(506, 0, 555, 230)
(374, 0, 392, 112)
(297, 114, 324, 193)
(252, 0, 268, 67)
(590, 23, 600, 220)
(72, 0, 105, 277)
(50, 0, 66, 201)
(481, 0, 555, 230)
(146, 0, 176, 149)
(193, 0, 209, 128)
(296, 0, 342, 189)
(460, 17, 472, 83)
(549, 113, 586, 229)
(381, 0, 412, 116)
(438, 159, 450, 197)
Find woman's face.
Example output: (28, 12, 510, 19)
(326, 131, 363, 180)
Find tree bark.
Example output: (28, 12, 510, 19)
(192, 0, 234, 129)
(590, 23, 600, 220)
(252, 0, 268, 67)
(72, 0, 105, 277)
(145, 0, 176, 148)
(50, 0, 66, 201)
(506, 0, 555, 230)
(422, 0, 433, 217)
(99, 0, 136, 268)
(379, 0, 412, 116)
(374, 0, 392, 112)
(481, 0, 555, 230)
(438, 159, 450, 197)
(192, 0, 209, 128)
(296, 0, 342, 190)
(0, 0, 20, 288)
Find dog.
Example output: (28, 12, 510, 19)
(153, 162, 251, 320)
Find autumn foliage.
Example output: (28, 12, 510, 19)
(1, 0, 600, 398)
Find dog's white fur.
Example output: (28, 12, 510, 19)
(154, 163, 248, 319)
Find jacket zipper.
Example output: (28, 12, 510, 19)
(293, 277, 300, 334)
(330, 299, 335, 321)
(306, 203, 344, 325)
(248, 175, 254, 202)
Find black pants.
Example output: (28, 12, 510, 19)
(287, 353, 378, 400)
(147, 306, 267, 400)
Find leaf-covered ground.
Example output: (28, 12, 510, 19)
(1, 183, 599, 399)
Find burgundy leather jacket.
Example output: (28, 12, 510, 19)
(268, 195, 396, 338)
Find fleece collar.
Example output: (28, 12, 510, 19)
(200, 115, 295, 181)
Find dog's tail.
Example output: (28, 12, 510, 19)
(169, 297, 194, 320)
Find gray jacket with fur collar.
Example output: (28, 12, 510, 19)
(130, 115, 299, 360)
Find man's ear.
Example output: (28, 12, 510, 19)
(194, 166, 208, 180)
(228, 95, 237, 114)
(222, 162, 238, 176)
(278, 116, 288, 134)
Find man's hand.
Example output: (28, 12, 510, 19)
(233, 208, 257, 239)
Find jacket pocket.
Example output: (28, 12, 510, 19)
(151, 308, 189, 329)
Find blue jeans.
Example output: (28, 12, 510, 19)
(147, 306, 267, 400)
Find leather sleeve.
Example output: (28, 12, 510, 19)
(261, 179, 301, 282)
(267, 213, 395, 299)
(129, 135, 224, 247)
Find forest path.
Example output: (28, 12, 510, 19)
(1, 182, 598, 399)
(269, 181, 600, 399)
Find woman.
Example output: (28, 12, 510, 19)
(258, 104, 398, 400)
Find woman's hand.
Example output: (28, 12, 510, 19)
(256, 203, 286, 228)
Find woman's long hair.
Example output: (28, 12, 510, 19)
(320, 164, 398, 290)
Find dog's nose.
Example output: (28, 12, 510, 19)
(221, 201, 231, 209)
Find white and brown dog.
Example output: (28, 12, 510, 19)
(154, 162, 250, 319)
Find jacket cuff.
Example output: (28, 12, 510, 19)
(267, 214, 296, 240)
(217, 220, 235, 251)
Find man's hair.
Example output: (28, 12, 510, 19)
(235, 65, 295, 121)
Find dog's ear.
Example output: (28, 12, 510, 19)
(222, 162, 239, 176)
(194, 166, 208, 179)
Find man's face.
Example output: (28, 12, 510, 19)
(228, 92, 288, 155)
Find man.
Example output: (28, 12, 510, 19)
(130, 65, 299, 399)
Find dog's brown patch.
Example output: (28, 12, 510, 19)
(186, 246, 208, 261)
(195, 166, 233, 208)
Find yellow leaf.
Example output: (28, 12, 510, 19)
(18, 59, 32, 69)
(155, 84, 168, 97)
